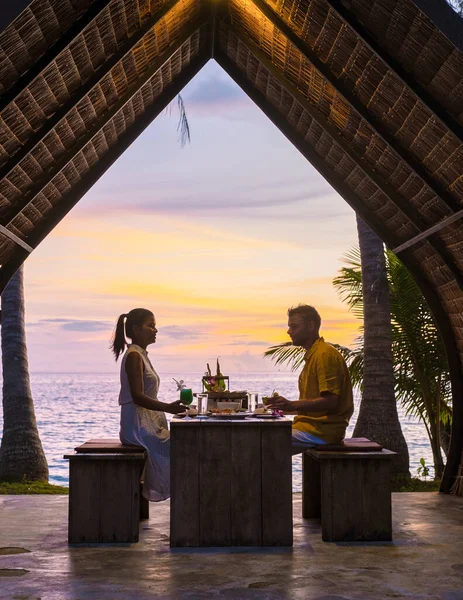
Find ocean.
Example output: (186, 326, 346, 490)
(0, 372, 435, 489)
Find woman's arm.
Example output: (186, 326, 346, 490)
(125, 352, 186, 414)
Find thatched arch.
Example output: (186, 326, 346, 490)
(0, 0, 461, 491)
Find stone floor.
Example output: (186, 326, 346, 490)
(0, 493, 462, 600)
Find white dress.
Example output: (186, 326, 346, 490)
(119, 344, 170, 502)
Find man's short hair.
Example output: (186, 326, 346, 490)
(287, 304, 321, 330)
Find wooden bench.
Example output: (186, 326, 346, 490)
(64, 438, 149, 544)
(302, 437, 396, 542)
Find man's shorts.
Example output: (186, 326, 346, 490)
(291, 428, 327, 455)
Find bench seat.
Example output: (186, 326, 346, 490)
(64, 438, 148, 544)
(303, 437, 396, 542)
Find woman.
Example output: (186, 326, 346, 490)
(111, 308, 186, 502)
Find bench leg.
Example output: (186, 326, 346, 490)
(140, 481, 150, 520)
(302, 452, 321, 519)
(320, 458, 392, 542)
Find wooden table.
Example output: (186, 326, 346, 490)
(170, 417, 293, 547)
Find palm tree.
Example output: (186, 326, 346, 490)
(350, 217, 410, 477)
(333, 246, 451, 479)
(0, 265, 48, 481)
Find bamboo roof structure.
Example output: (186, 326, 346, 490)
(0, 0, 462, 492)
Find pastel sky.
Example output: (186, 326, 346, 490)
(20, 60, 361, 374)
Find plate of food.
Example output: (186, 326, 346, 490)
(208, 412, 248, 419)
(207, 408, 247, 419)
(250, 407, 283, 418)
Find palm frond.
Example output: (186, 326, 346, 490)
(263, 342, 305, 372)
(177, 94, 190, 147)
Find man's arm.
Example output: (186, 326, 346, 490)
(269, 393, 340, 415)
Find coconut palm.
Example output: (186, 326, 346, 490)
(333, 246, 451, 479)
(349, 217, 410, 476)
(0, 265, 48, 481)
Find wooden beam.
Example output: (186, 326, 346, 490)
(0, 0, 185, 181)
(0, 0, 113, 112)
(217, 49, 463, 495)
(0, 51, 210, 289)
(2, 16, 208, 227)
(246, 0, 461, 214)
(0, 224, 32, 253)
(392, 208, 463, 254)
(220, 21, 463, 288)
(325, 0, 463, 146)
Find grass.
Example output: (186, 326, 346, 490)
(0, 480, 68, 495)
(0, 479, 439, 494)
(392, 476, 441, 492)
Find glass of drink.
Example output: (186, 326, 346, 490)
(247, 392, 258, 413)
(180, 388, 193, 418)
(197, 393, 209, 415)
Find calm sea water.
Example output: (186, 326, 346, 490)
(0, 372, 435, 489)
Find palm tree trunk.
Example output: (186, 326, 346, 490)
(0, 265, 48, 481)
(354, 216, 410, 477)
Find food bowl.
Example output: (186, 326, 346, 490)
(216, 401, 242, 411)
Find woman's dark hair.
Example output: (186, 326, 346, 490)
(110, 308, 154, 361)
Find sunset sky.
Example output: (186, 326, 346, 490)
(21, 60, 361, 375)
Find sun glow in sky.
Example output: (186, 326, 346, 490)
(22, 61, 361, 375)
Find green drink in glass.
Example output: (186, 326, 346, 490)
(179, 388, 193, 418)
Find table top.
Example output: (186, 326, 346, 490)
(170, 416, 292, 427)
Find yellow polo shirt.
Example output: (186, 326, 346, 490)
(292, 337, 354, 443)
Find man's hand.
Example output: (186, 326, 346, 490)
(169, 400, 188, 415)
(268, 395, 293, 412)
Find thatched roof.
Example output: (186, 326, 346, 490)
(0, 0, 462, 491)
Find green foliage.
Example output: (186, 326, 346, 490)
(263, 342, 305, 372)
(391, 476, 440, 492)
(417, 457, 430, 481)
(0, 480, 68, 494)
(332, 248, 452, 434)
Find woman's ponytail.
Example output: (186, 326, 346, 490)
(110, 314, 127, 361)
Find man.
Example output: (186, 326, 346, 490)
(270, 304, 354, 454)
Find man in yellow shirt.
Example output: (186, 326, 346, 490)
(270, 304, 354, 454)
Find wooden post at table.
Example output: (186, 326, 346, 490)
(231, 423, 262, 545)
(199, 423, 232, 546)
(261, 423, 293, 546)
(302, 451, 321, 518)
(170, 422, 200, 546)
(170, 419, 293, 547)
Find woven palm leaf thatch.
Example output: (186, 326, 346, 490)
(0, 25, 206, 267)
(0, 0, 92, 94)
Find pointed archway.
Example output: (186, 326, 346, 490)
(0, 0, 461, 491)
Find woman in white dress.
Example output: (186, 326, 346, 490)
(110, 308, 186, 502)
